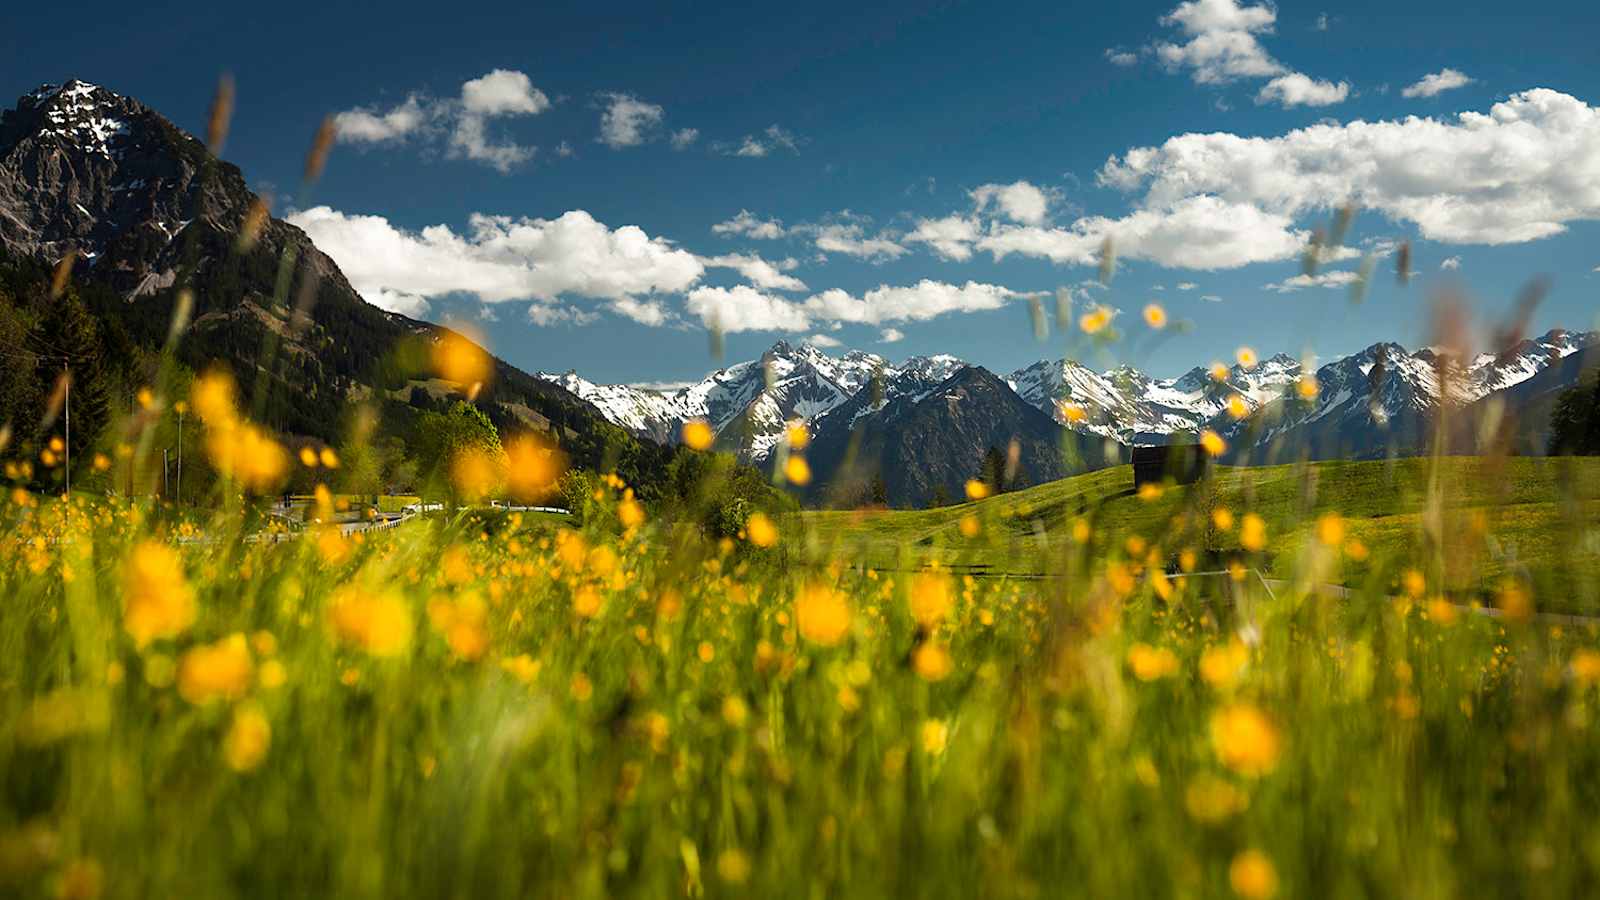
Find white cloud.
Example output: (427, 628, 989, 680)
(976, 196, 1310, 270)
(685, 285, 810, 333)
(721, 125, 801, 158)
(1201, 293, 1224, 302)
(1177, 281, 1198, 290)
(1150, 0, 1347, 108)
(599, 93, 665, 148)
(1256, 73, 1350, 108)
(712, 210, 786, 239)
(971, 180, 1054, 225)
(460, 69, 550, 116)
(806, 333, 842, 348)
(288, 207, 703, 323)
(334, 95, 431, 143)
(809, 222, 907, 261)
(528, 305, 600, 327)
(1265, 269, 1361, 292)
(879, 328, 905, 343)
(1105, 49, 1138, 67)
(1440, 255, 1462, 270)
(1154, 0, 1286, 84)
(904, 215, 981, 261)
(803, 280, 1018, 324)
(555, 141, 575, 158)
(1315, 12, 1329, 31)
(1402, 68, 1474, 99)
(670, 128, 699, 149)
(1100, 89, 1600, 245)
(701, 253, 807, 291)
(332, 70, 548, 172)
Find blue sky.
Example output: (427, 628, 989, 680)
(4, 0, 1599, 384)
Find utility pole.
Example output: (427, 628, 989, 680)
(176, 403, 184, 505)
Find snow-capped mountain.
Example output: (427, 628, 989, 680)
(539, 341, 894, 460)
(551, 329, 1598, 466)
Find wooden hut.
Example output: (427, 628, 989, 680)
(1131, 443, 1207, 489)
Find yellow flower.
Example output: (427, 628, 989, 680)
(1142, 303, 1168, 329)
(1239, 514, 1267, 552)
(795, 582, 851, 646)
(223, 704, 272, 772)
(318, 447, 340, 469)
(1496, 577, 1533, 622)
(1211, 704, 1282, 777)
(1079, 306, 1112, 334)
(1200, 429, 1227, 457)
(573, 584, 604, 619)
(504, 433, 566, 502)
(1200, 640, 1250, 688)
(1057, 401, 1088, 424)
(1185, 774, 1248, 824)
(716, 848, 752, 885)
(1226, 395, 1250, 419)
(1296, 376, 1319, 400)
(618, 496, 646, 529)
(500, 654, 543, 684)
(913, 643, 953, 682)
(1229, 850, 1279, 900)
(1236, 347, 1258, 368)
(450, 447, 500, 502)
(1209, 361, 1230, 382)
(122, 541, 196, 648)
(1127, 643, 1180, 681)
(191, 370, 238, 424)
(783, 455, 812, 486)
(746, 512, 779, 547)
(920, 718, 949, 755)
(1315, 513, 1345, 547)
(697, 641, 715, 663)
(206, 422, 290, 493)
(1570, 649, 1600, 686)
(258, 659, 288, 689)
(1426, 597, 1458, 626)
(721, 695, 749, 728)
(958, 514, 980, 537)
(177, 634, 254, 705)
(681, 419, 715, 451)
(432, 330, 492, 388)
(329, 587, 414, 657)
(908, 571, 954, 628)
(298, 446, 319, 467)
(570, 672, 593, 703)
(786, 422, 809, 449)
(1401, 569, 1427, 599)
(964, 479, 991, 501)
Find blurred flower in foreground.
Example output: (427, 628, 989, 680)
(1211, 704, 1281, 776)
(178, 634, 254, 705)
(1127, 643, 1179, 681)
(795, 583, 851, 646)
(1229, 849, 1279, 900)
(784, 456, 812, 486)
(123, 541, 196, 648)
(920, 718, 949, 755)
(786, 422, 809, 449)
(1236, 347, 1258, 368)
(432, 331, 492, 393)
(224, 704, 271, 772)
(1240, 514, 1267, 552)
(965, 479, 991, 501)
(909, 571, 953, 627)
(1200, 430, 1227, 457)
(746, 512, 779, 547)
(330, 587, 414, 657)
(504, 433, 566, 502)
(913, 643, 953, 681)
(1142, 303, 1168, 329)
(682, 420, 714, 451)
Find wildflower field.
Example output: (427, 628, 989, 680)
(4, 442, 1600, 899)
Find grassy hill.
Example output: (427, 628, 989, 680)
(797, 456, 1600, 613)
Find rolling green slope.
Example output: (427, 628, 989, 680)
(796, 456, 1600, 612)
